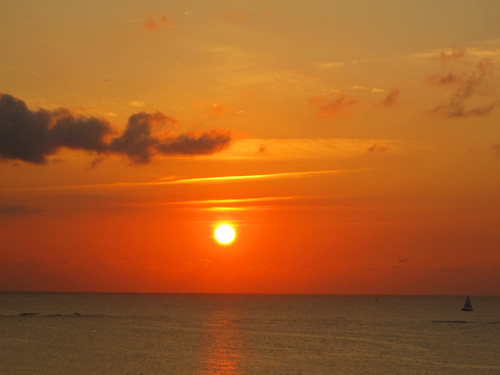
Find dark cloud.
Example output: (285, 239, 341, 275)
(156, 129, 232, 156)
(398, 257, 410, 264)
(494, 144, 500, 154)
(379, 87, 400, 107)
(110, 112, 169, 164)
(430, 58, 500, 118)
(51, 110, 112, 153)
(0, 93, 233, 165)
(0, 94, 112, 164)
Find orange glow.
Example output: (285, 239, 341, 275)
(1, 2, 500, 295)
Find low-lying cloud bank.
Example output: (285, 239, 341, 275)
(0, 93, 232, 164)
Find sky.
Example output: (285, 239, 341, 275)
(1, 0, 500, 295)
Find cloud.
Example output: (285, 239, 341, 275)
(379, 87, 400, 107)
(167, 170, 340, 185)
(0, 94, 111, 164)
(428, 72, 458, 86)
(366, 144, 389, 153)
(129, 100, 145, 107)
(143, 14, 174, 31)
(0, 204, 39, 215)
(398, 257, 410, 264)
(315, 61, 345, 70)
(351, 85, 370, 91)
(494, 143, 500, 154)
(310, 95, 356, 118)
(433, 47, 467, 62)
(429, 56, 500, 118)
(109, 112, 169, 164)
(433, 102, 499, 118)
(157, 129, 232, 156)
(0, 93, 233, 165)
(210, 103, 231, 117)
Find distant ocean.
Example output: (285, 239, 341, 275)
(1, 293, 499, 375)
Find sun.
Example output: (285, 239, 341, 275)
(214, 224, 236, 245)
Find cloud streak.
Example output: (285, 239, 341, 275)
(10, 170, 345, 192)
(0, 93, 232, 165)
(167, 170, 340, 184)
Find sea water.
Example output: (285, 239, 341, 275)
(0, 293, 499, 375)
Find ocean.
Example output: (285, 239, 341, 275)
(1, 293, 499, 375)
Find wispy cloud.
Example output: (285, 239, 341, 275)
(167, 196, 299, 205)
(315, 61, 345, 70)
(351, 85, 371, 91)
(428, 72, 459, 86)
(351, 85, 385, 93)
(167, 169, 340, 184)
(141, 196, 302, 211)
(0, 93, 232, 165)
(136, 194, 346, 212)
(310, 94, 356, 118)
(8, 169, 342, 194)
(0, 204, 39, 215)
(366, 144, 389, 153)
(143, 14, 174, 31)
(10, 170, 344, 192)
(428, 48, 500, 118)
(213, 138, 405, 160)
(379, 87, 400, 107)
(433, 47, 467, 62)
(129, 100, 145, 108)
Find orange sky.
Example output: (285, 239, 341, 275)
(1, 1, 500, 295)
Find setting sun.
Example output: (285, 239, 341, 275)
(214, 224, 236, 245)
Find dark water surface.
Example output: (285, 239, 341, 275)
(1, 293, 499, 374)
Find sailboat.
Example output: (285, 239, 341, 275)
(461, 296, 473, 311)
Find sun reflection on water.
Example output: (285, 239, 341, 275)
(202, 303, 243, 375)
